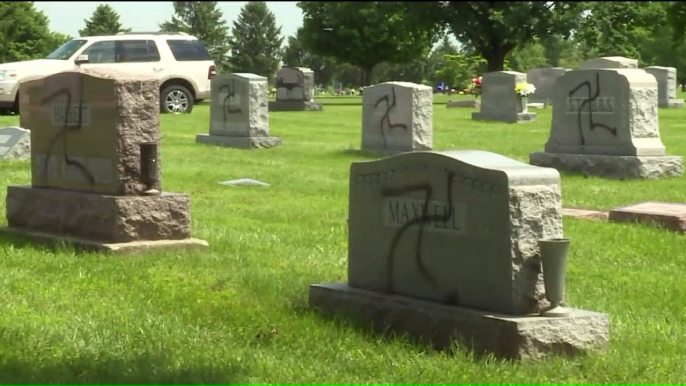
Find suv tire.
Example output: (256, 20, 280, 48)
(160, 84, 194, 114)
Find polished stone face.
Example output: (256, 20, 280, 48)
(361, 81, 433, 153)
(21, 70, 161, 196)
(210, 73, 269, 138)
(347, 149, 563, 316)
(545, 68, 664, 156)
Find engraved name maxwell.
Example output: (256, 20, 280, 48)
(566, 97, 614, 114)
(384, 197, 467, 234)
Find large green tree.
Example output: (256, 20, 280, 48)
(577, 1, 666, 61)
(159, 1, 232, 72)
(297, 1, 441, 86)
(0, 1, 62, 63)
(282, 27, 337, 87)
(436, 2, 586, 72)
(79, 4, 130, 37)
(227, 1, 283, 81)
(668, 1, 686, 44)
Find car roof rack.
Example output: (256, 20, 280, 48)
(116, 31, 189, 36)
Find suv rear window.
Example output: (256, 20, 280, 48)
(120, 40, 161, 62)
(166, 40, 212, 61)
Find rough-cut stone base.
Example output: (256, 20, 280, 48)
(471, 111, 537, 123)
(0, 227, 208, 254)
(529, 152, 683, 179)
(609, 201, 686, 232)
(196, 134, 282, 149)
(663, 99, 684, 108)
(310, 283, 610, 361)
(268, 100, 323, 112)
(446, 99, 480, 108)
(6, 185, 194, 243)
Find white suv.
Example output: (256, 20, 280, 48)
(0, 32, 216, 115)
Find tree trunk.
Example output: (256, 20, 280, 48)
(361, 65, 374, 87)
(485, 49, 507, 73)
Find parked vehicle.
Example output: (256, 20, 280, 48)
(0, 32, 216, 115)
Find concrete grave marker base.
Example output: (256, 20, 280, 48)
(6, 185, 203, 244)
(527, 103, 545, 109)
(0, 127, 30, 160)
(446, 99, 480, 108)
(609, 201, 686, 232)
(0, 227, 208, 254)
(310, 283, 610, 361)
(196, 134, 282, 149)
(562, 207, 609, 220)
(471, 111, 537, 123)
(529, 152, 683, 179)
(268, 100, 323, 112)
(666, 99, 684, 108)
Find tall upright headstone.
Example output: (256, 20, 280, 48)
(527, 67, 571, 104)
(361, 81, 432, 154)
(0, 126, 30, 160)
(2, 69, 208, 253)
(644, 66, 684, 108)
(530, 69, 683, 179)
(196, 73, 282, 149)
(268, 67, 323, 112)
(310, 150, 609, 360)
(578, 56, 638, 70)
(472, 71, 537, 123)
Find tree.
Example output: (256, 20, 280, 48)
(79, 4, 130, 37)
(0, 1, 59, 63)
(282, 27, 337, 87)
(438, 2, 586, 72)
(666, 1, 686, 44)
(160, 1, 232, 72)
(577, 1, 666, 61)
(227, 2, 283, 82)
(297, 1, 441, 86)
(505, 39, 548, 72)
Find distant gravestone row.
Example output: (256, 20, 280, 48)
(269, 67, 323, 112)
(472, 71, 537, 123)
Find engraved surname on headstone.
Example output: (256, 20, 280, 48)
(383, 197, 466, 234)
(51, 104, 92, 127)
(566, 96, 615, 114)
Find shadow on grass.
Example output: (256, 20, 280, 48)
(289, 296, 505, 364)
(0, 353, 245, 384)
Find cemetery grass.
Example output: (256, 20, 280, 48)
(0, 92, 686, 383)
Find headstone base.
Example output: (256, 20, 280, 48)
(663, 99, 684, 108)
(196, 134, 282, 149)
(529, 152, 683, 179)
(446, 99, 480, 108)
(309, 283, 610, 361)
(609, 201, 686, 232)
(268, 100, 323, 112)
(6, 185, 201, 244)
(471, 111, 537, 123)
(0, 226, 208, 254)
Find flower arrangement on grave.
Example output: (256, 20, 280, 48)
(470, 76, 483, 98)
(514, 82, 536, 97)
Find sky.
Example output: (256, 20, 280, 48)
(34, 1, 304, 39)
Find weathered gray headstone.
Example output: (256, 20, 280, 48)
(268, 67, 323, 112)
(2, 69, 208, 253)
(527, 67, 571, 104)
(197, 73, 282, 149)
(0, 126, 30, 160)
(361, 81, 432, 154)
(578, 56, 638, 70)
(472, 71, 537, 123)
(530, 69, 683, 179)
(446, 99, 480, 108)
(644, 66, 684, 108)
(310, 150, 610, 360)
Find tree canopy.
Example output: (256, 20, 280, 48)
(79, 4, 130, 37)
(0, 1, 66, 63)
(227, 1, 283, 81)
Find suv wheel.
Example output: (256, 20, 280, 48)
(161, 85, 194, 114)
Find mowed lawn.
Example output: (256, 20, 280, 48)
(1, 91, 686, 383)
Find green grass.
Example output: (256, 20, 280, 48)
(1, 91, 686, 383)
